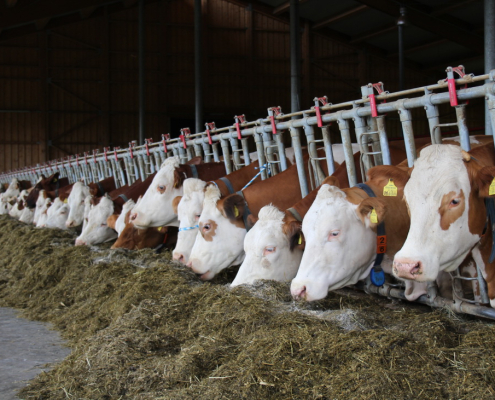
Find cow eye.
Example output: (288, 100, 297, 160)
(449, 198, 460, 208)
(328, 230, 340, 240)
(101, 223, 107, 227)
(203, 223, 211, 232)
(157, 185, 166, 193)
(195, 214, 201, 220)
(263, 246, 276, 256)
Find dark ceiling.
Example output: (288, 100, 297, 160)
(0, 0, 486, 76)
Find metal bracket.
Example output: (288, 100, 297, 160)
(161, 134, 170, 153)
(267, 106, 282, 135)
(180, 128, 190, 149)
(205, 122, 216, 145)
(128, 140, 137, 158)
(313, 96, 331, 127)
(234, 115, 246, 140)
(145, 138, 153, 156)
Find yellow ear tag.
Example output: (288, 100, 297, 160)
(53, 178, 57, 182)
(157, 227, 162, 231)
(297, 234, 302, 245)
(370, 208, 378, 224)
(490, 177, 495, 196)
(234, 206, 239, 218)
(383, 178, 398, 197)
(64, 198, 68, 204)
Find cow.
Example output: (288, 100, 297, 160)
(8, 190, 30, 219)
(36, 196, 53, 228)
(33, 190, 48, 225)
(129, 156, 226, 229)
(75, 174, 155, 246)
(88, 176, 117, 197)
(65, 181, 91, 228)
(0, 197, 12, 215)
(25, 173, 70, 208)
(186, 154, 331, 281)
(2, 178, 21, 202)
(392, 142, 495, 307)
(44, 198, 70, 229)
(19, 204, 34, 224)
(172, 160, 263, 264)
(112, 199, 136, 236)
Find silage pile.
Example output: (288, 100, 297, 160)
(1, 215, 495, 399)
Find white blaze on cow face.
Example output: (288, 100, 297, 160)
(187, 185, 247, 280)
(76, 196, 118, 245)
(130, 156, 182, 228)
(19, 206, 34, 224)
(291, 185, 378, 301)
(173, 178, 207, 264)
(393, 145, 479, 282)
(36, 197, 53, 227)
(44, 198, 70, 229)
(66, 181, 90, 228)
(115, 199, 136, 236)
(232, 205, 303, 287)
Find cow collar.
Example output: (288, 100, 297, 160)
(179, 224, 199, 232)
(236, 190, 253, 232)
(97, 181, 106, 196)
(189, 164, 199, 179)
(355, 183, 386, 287)
(219, 177, 235, 194)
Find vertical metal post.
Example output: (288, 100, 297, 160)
(397, 6, 406, 91)
(195, 0, 203, 133)
(455, 105, 471, 151)
(397, 101, 417, 167)
(289, 123, 309, 197)
(376, 116, 391, 165)
(321, 126, 336, 175)
(485, 0, 495, 135)
(220, 139, 233, 174)
(241, 138, 251, 167)
(275, 133, 288, 172)
(290, 0, 301, 113)
(336, 112, 357, 187)
(138, 0, 145, 145)
(254, 128, 268, 180)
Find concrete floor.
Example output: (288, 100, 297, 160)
(0, 307, 70, 400)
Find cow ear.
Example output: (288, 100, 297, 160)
(88, 184, 98, 197)
(172, 196, 182, 215)
(220, 194, 245, 221)
(356, 197, 387, 228)
(283, 220, 304, 251)
(186, 156, 203, 165)
(173, 168, 186, 189)
(475, 166, 495, 197)
(322, 175, 340, 188)
(246, 214, 258, 230)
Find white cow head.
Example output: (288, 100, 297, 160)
(129, 157, 183, 228)
(36, 197, 53, 227)
(66, 181, 90, 228)
(172, 178, 207, 264)
(82, 195, 93, 231)
(33, 190, 48, 225)
(19, 206, 34, 224)
(232, 205, 303, 287)
(75, 196, 118, 245)
(394, 144, 493, 282)
(291, 184, 380, 301)
(115, 199, 136, 236)
(187, 185, 248, 280)
(44, 198, 70, 229)
(3, 178, 20, 202)
(8, 190, 29, 219)
(0, 196, 12, 215)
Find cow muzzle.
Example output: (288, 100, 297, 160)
(173, 251, 186, 264)
(290, 284, 307, 300)
(393, 258, 423, 280)
(75, 239, 87, 246)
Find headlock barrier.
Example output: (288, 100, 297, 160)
(3, 65, 495, 320)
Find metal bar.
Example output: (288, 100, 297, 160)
(336, 111, 357, 187)
(289, 124, 308, 197)
(376, 116, 391, 165)
(138, 0, 145, 145)
(486, 0, 495, 136)
(290, 0, 301, 114)
(195, 0, 203, 133)
(455, 104, 471, 151)
(321, 126, 336, 175)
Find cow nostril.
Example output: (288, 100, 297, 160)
(178, 255, 185, 263)
(410, 262, 421, 275)
(186, 261, 193, 269)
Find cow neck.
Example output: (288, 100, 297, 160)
(236, 190, 253, 232)
(484, 197, 495, 263)
(355, 183, 386, 287)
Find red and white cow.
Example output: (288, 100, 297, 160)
(393, 143, 495, 306)
(65, 181, 91, 228)
(44, 198, 70, 229)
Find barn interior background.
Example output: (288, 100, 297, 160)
(0, 0, 490, 173)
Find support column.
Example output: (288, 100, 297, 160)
(290, 0, 301, 114)
(397, 6, 406, 91)
(485, 0, 495, 135)
(195, 0, 203, 133)
(138, 0, 145, 145)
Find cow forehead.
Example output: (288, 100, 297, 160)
(152, 156, 180, 185)
(246, 221, 287, 248)
(304, 193, 356, 232)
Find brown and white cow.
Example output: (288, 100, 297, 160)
(393, 142, 495, 306)
(26, 173, 71, 208)
(129, 157, 226, 229)
(172, 160, 262, 264)
(187, 154, 330, 280)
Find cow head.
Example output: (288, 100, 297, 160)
(33, 190, 48, 225)
(36, 197, 53, 228)
(19, 205, 34, 224)
(232, 205, 304, 287)
(172, 178, 207, 264)
(44, 199, 70, 230)
(129, 157, 183, 228)
(393, 144, 494, 282)
(187, 185, 251, 280)
(3, 178, 20, 202)
(26, 173, 59, 208)
(114, 199, 136, 236)
(65, 181, 90, 228)
(75, 195, 118, 245)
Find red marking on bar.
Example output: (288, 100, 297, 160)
(180, 134, 187, 149)
(206, 129, 212, 145)
(235, 122, 242, 140)
(315, 106, 323, 128)
(369, 93, 378, 117)
(448, 78, 458, 106)
(270, 115, 277, 134)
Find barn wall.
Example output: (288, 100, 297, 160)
(0, 0, 486, 172)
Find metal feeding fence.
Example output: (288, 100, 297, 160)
(2, 65, 495, 319)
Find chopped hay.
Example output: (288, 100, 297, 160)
(1, 215, 495, 399)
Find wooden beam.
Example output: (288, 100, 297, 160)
(431, 0, 479, 16)
(354, 0, 483, 52)
(388, 39, 448, 58)
(273, 0, 310, 16)
(313, 5, 368, 30)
